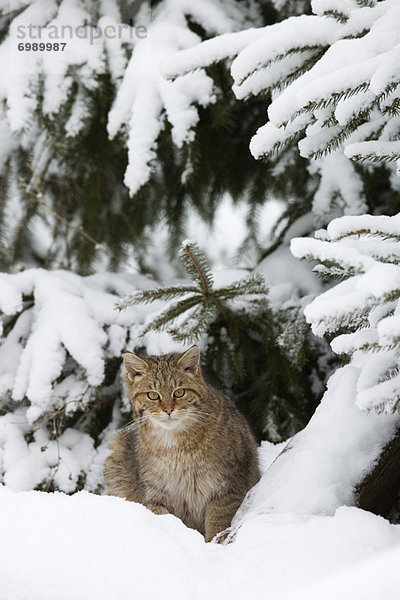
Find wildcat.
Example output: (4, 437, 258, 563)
(105, 345, 260, 542)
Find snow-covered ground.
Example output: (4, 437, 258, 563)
(2, 484, 400, 600)
(2, 389, 400, 600)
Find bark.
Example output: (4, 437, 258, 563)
(356, 426, 400, 520)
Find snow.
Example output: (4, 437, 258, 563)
(0, 269, 155, 424)
(291, 237, 375, 273)
(311, 0, 362, 18)
(232, 16, 341, 93)
(291, 211, 400, 413)
(309, 152, 367, 219)
(0, 412, 96, 492)
(2, 2, 400, 596)
(264, 0, 400, 123)
(185, 195, 284, 270)
(161, 0, 400, 188)
(107, 0, 260, 195)
(292, 246, 400, 337)
(161, 27, 266, 80)
(236, 365, 399, 521)
(249, 113, 311, 159)
(256, 245, 321, 303)
(2, 0, 399, 203)
(326, 212, 400, 240)
(2, 470, 400, 599)
(107, 16, 209, 194)
(345, 141, 400, 162)
(3, 0, 399, 202)
(6, 0, 106, 128)
(3, 313, 400, 597)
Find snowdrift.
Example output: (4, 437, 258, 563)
(2, 485, 400, 600)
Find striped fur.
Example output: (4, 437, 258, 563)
(105, 346, 260, 542)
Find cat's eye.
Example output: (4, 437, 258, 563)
(147, 391, 160, 400)
(174, 388, 185, 398)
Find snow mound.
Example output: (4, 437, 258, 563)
(1, 485, 400, 600)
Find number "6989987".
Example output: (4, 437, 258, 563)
(18, 42, 67, 51)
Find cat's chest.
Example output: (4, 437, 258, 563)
(143, 443, 221, 513)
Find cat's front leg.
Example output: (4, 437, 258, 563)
(146, 503, 170, 515)
(204, 494, 243, 542)
(144, 486, 170, 516)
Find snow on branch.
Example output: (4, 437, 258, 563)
(155, 0, 399, 220)
(0, 267, 181, 492)
(291, 212, 400, 413)
(0, 0, 131, 178)
(2, 0, 400, 199)
(345, 141, 400, 174)
(250, 0, 400, 166)
(1, 0, 260, 194)
(107, 0, 261, 195)
(164, 0, 400, 201)
(0, 269, 155, 422)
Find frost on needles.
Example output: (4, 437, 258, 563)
(291, 212, 400, 414)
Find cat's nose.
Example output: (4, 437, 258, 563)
(163, 407, 174, 416)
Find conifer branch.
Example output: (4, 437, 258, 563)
(140, 294, 204, 335)
(270, 51, 327, 94)
(256, 130, 304, 160)
(167, 305, 218, 343)
(119, 241, 269, 343)
(179, 241, 214, 295)
(115, 285, 200, 310)
(212, 274, 267, 298)
(382, 97, 400, 117)
(20, 167, 142, 275)
(334, 230, 400, 242)
(323, 10, 348, 23)
(312, 264, 363, 280)
(285, 83, 371, 128)
(236, 45, 328, 88)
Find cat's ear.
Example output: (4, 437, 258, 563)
(124, 352, 149, 381)
(177, 345, 200, 374)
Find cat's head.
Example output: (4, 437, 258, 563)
(123, 346, 206, 431)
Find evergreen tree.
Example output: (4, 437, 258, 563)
(290, 211, 400, 518)
(1, 0, 292, 271)
(0, 0, 328, 493)
(292, 212, 400, 414)
(165, 0, 400, 230)
(1, 0, 399, 496)
(2, 0, 398, 272)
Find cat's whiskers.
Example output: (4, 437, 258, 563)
(126, 407, 211, 435)
(179, 412, 210, 429)
(185, 411, 209, 422)
(130, 414, 151, 429)
(186, 408, 211, 420)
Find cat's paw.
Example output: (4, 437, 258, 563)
(209, 527, 234, 545)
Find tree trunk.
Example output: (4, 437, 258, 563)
(356, 426, 400, 520)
